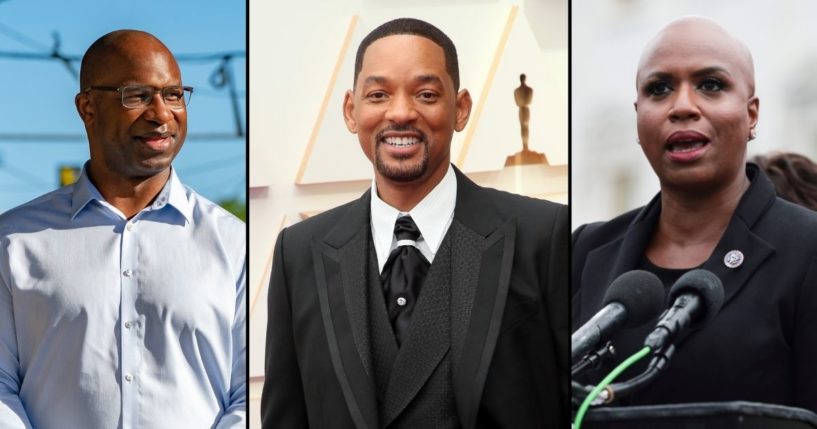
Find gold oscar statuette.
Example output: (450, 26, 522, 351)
(505, 73, 548, 166)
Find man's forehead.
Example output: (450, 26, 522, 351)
(361, 74, 444, 86)
(360, 34, 444, 64)
(113, 39, 173, 62)
(356, 35, 450, 85)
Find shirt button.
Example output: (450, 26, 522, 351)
(124, 321, 132, 329)
(125, 373, 134, 382)
(126, 223, 134, 231)
(397, 297, 407, 306)
(123, 269, 133, 277)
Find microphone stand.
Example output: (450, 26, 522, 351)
(571, 341, 616, 408)
(572, 341, 616, 378)
(601, 345, 676, 404)
(571, 345, 676, 407)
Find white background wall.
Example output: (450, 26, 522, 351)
(248, 1, 567, 427)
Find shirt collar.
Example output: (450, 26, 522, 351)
(70, 163, 193, 223)
(70, 163, 103, 219)
(155, 168, 194, 223)
(370, 163, 457, 257)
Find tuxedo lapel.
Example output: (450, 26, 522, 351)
(449, 168, 518, 429)
(312, 191, 378, 429)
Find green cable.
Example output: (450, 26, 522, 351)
(573, 346, 652, 429)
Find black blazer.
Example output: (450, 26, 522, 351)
(261, 167, 569, 428)
(572, 164, 817, 412)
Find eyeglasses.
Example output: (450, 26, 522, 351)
(83, 85, 194, 109)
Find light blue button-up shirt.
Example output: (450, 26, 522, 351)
(0, 166, 246, 428)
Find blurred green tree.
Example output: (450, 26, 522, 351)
(218, 198, 246, 222)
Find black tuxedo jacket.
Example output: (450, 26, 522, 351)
(572, 164, 817, 412)
(262, 167, 569, 428)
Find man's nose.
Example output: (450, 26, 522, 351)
(384, 93, 419, 124)
(142, 93, 175, 124)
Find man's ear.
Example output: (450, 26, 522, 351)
(75, 92, 94, 125)
(342, 90, 358, 133)
(454, 89, 472, 132)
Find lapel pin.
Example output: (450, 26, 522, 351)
(723, 250, 744, 269)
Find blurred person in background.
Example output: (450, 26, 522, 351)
(572, 16, 817, 413)
(0, 30, 245, 428)
(751, 151, 817, 211)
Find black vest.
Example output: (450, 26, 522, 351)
(366, 231, 460, 429)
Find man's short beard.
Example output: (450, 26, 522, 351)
(375, 142, 428, 182)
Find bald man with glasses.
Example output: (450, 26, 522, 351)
(0, 30, 245, 428)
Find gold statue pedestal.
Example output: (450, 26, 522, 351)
(505, 149, 548, 167)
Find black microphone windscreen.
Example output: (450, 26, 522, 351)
(602, 270, 665, 329)
(668, 269, 725, 326)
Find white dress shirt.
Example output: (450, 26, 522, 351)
(0, 165, 246, 429)
(370, 164, 457, 273)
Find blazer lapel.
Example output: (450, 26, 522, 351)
(312, 191, 378, 429)
(700, 165, 777, 310)
(700, 223, 773, 308)
(449, 168, 518, 429)
(580, 197, 659, 315)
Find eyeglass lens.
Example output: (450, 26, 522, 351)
(121, 85, 190, 108)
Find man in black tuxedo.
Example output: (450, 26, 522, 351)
(261, 18, 568, 428)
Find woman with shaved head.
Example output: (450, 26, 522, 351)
(572, 17, 817, 413)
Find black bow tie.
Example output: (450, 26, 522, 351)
(381, 215, 429, 347)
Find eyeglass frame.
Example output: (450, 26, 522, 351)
(82, 84, 194, 109)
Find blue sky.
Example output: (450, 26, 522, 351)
(0, 0, 246, 213)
